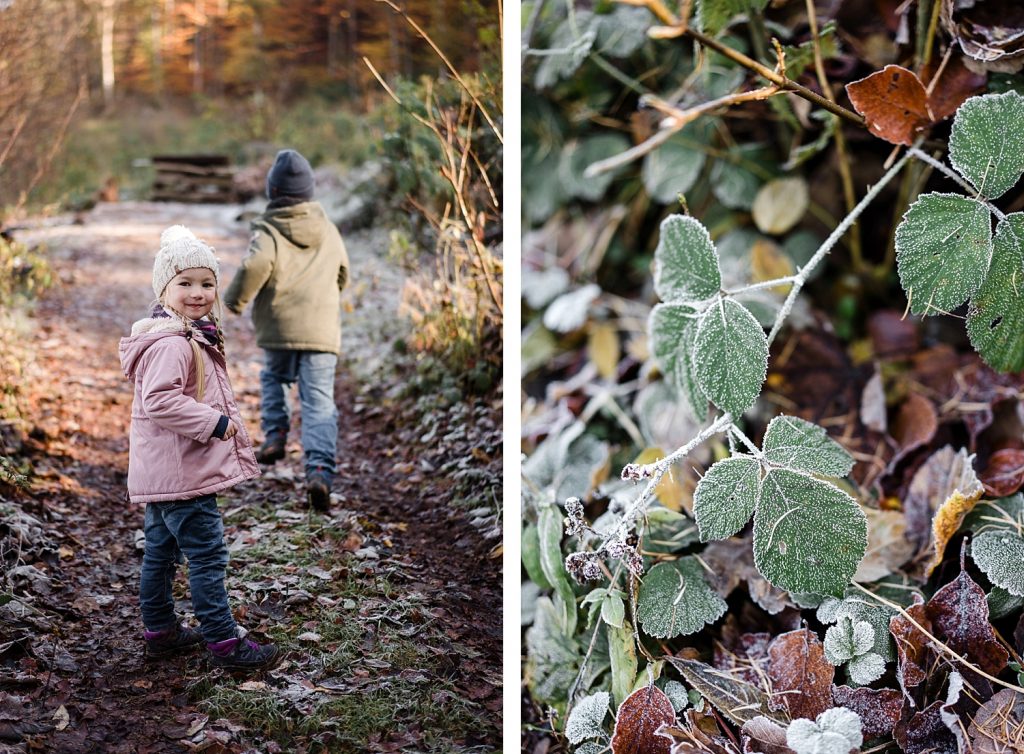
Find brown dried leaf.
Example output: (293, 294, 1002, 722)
(855, 507, 915, 581)
(741, 716, 796, 754)
(750, 239, 794, 294)
(832, 685, 902, 739)
(941, 0, 1024, 73)
(905, 446, 981, 552)
(860, 369, 888, 434)
(968, 689, 1024, 754)
(926, 486, 984, 576)
(925, 566, 1008, 676)
(979, 448, 1024, 498)
(610, 685, 676, 754)
(868, 310, 920, 358)
(890, 392, 938, 468)
(890, 594, 931, 693)
(667, 656, 781, 726)
(766, 629, 834, 721)
(920, 54, 988, 121)
(846, 65, 933, 145)
(715, 625, 773, 687)
(894, 699, 960, 754)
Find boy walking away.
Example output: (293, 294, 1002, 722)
(224, 149, 350, 511)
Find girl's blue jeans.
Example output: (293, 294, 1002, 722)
(259, 349, 339, 476)
(139, 495, 237, 643)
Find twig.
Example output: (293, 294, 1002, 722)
(725, 276, 797, 296)
(602, 414, 731, 550)
(374, 0, 502, 144)
(850, 581, 1024, 695)
(767, 150, 913, 346)
(907, 147, 1007, 221)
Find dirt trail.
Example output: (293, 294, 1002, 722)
(2, 202, 501, 752)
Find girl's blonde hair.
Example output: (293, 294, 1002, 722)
(156, 290, 225, 403)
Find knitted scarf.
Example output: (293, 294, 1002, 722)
(150, 304, 224, 354)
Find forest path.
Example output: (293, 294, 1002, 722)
(3, 202, 501, 753)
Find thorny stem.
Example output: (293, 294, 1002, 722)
(908, 147, 1007, 221)
(850, 581, 1024, 695)
(603, 414, 732, 551)
(767, 150, 913, 347)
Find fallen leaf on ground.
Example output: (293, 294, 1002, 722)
(610, 685, 675, 754)
(979, 448, 1024, 498)
(766, 629, 833, 720)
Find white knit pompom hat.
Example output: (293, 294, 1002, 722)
(152, 225, 220, 297)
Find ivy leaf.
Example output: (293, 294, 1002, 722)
(694, 299, 768, 418)
(636, 558, 727, 638)
(762, 415, 854, 478)
(972, 530, 1024, 597)
(895, 192, 993, 316)
(642, 131, 708, 205)
(648, 303, 706, 414)
(653, 215, 721, 303)
(787, 708, 864, 754)
(610, 685, 675, 754)
(967, 213, 1024, 372)
(693, 455, 761, 541)
(566, 691, 610, 744)
(753, 469, 868, 596)
(949, 91, 1024, 200)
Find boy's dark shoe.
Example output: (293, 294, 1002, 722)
(256, 432, 287, 464)
(306, 467, 332, 511)
(207, 637, 280, 671)
(144, 623, 204, 660)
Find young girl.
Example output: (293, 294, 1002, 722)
(118, 225, 277, 670)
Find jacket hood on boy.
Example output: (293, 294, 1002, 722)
(119, 318, 260, 503)
(223, 201, 350, 355)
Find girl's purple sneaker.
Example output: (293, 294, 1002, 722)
(144, 623, 204, 660)
(207, 636, 280, 671)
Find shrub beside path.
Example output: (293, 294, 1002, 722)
(1, 201, 501, 753)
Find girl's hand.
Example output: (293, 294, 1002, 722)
(222, 420, 239, 440)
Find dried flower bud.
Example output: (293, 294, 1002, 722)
(622, 548, 645, 577)
(565, 552, 604, 583)
(621, 463, 653, 481)
(605, 538, 629, 559)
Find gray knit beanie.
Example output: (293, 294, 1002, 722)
(266, 149, 315, 200)
(152, 225, 219, 298)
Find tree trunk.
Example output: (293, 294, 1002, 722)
(99, 0, 116, 106)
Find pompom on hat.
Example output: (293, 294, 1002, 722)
(152, 225, 220, 298)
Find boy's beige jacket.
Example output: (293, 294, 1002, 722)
(223, 201, 350, 354)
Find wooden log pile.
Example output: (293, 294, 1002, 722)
(151, 155, 237, 203)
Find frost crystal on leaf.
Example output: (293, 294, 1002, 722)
(786, 707, 864, 754)
(565, 691, 610, 744)
(653, 214, 722, 303)
(966, 213, 1024, 373)
(847, 652, 886, 685)
(948, 91, 1024, 200)
(694, 298, 769, 418)
(972, 530, 1024, 598)
(693, 455, 761, 541)
(753, 469, 868, 595)
(762, 415, 854, 478)
(648, 303, 706, 414)
(663, 681, 690, 712)
(636, 558, 727, 638)
(895, 192, 993, 316)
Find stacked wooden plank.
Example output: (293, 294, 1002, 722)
(151, 155, 237, 203)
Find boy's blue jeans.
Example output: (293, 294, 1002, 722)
(139, 495, 237, 643)
(260, 349, 339, 476)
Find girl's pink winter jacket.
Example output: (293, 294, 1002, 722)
(118, 316, 260, 503)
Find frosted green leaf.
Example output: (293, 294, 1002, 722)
(543, 284, 601, 333)
(539, 505, 578, 635)
(608, 620, 637, 707)
(601, 592, 625, 628)
(697, 0, 770, 35)
(762, 415, 854, 478)
(559, 134, 631, 202)
(822, 592, 898, 662)
(847, 652, 886, 685)
(636, 558, 727, 638)
(522, 523, 553, 590)
(710, 144, 773, 210)
(653, 215, 722, 302)
(962, 493, 1024, 535)
(565, 691, 610, 744)
(593, 5, 650, 58)
(642, 132, 708, 204)
(972, 530, 1024, 597)
(988, 586, 1024, 619)
(967, 214, 1024, 372)
(787, 708, 864, 754)
(694, 299, 768, 418)
(663, 680, 690, 712)
(648, 303, 706, 414)
(824, 617, 875, 664)
(575, 743, 604, 754)
(525, 597, 580, 707)
(895, 192, 993, 316)
(693, 455, 761, 541)
(753, 469, 868, 596)
(949, 91, 1024, 200)
(522, 266, 570, 310)
(534, 13, 597, 90)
